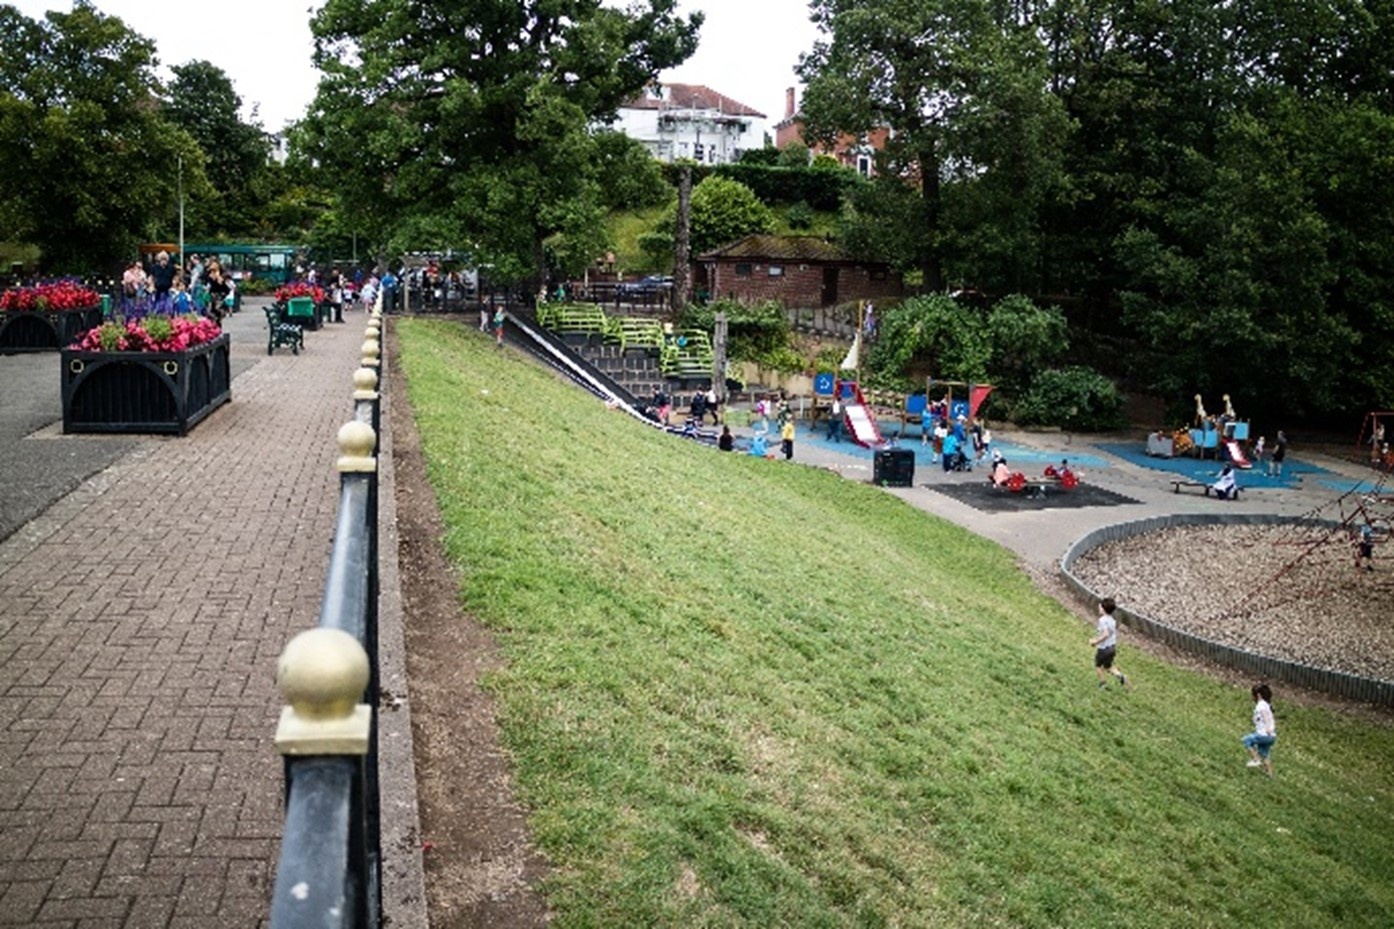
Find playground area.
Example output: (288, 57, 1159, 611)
(1069, 470, 1394, 684)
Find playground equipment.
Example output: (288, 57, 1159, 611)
(1357, 411, 1392, 470)
(926, 379, 995, 424)
(1155, 393, 1251, 461)
(1207, 469, 1393, 622)
(1043, 461, 1080, 490)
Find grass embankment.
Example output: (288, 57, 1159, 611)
(398, 318, 1394, 928)
(607, 207, 840, 273)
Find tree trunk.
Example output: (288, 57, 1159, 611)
(920, 144, 943, 292)
(673, 165, 692, 312)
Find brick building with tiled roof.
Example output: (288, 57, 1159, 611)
(613, 83, 765, 165)
(696, 234, 903, 307)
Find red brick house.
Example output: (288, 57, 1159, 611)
(696, 235, 903, 307)
(773, 87, 890, 177)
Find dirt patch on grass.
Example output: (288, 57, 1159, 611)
(388, 330, 552, 927)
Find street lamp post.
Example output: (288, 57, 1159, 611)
(177, 155, 185, 265)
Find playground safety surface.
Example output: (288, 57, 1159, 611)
(925, 479, 1140, 512)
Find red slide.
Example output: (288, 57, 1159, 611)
(1225, 440, 1252, 468)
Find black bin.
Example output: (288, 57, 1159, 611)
(873, 448, 915, 487)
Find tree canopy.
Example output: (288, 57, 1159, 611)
(798, 0, 1394, 420)
(0, 1, 203, 271)
(301, 0, 701, 283)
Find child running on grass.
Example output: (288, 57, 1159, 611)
(1090, 597, 1128, 688)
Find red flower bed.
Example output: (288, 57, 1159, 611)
(275, 282, 327, 303)
(71, 315, 223, 353)
(1, 281, 101, 312)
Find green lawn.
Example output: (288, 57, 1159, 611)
(398, 318, 1394, 928)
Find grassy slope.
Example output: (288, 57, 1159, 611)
(399, 318, 1394, 929)
(607, 207, 839, 274)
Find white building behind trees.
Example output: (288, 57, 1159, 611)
(612, 83, 765, 165)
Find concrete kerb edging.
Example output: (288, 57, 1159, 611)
(373, 322, 431, 928)
(1060, 513, 1394, 707)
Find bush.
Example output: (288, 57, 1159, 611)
(636, 231, 673, 269)
(786, 201, 814, 231)
(239, 277, 276, 296)
(1011, 366, 1127, 432)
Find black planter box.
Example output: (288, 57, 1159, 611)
(60, 334, 231, 435)
(0, 306, 104, 354)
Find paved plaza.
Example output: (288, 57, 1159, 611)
(0, 302, 375, 927)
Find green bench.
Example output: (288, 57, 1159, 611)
(660, 329, 714, 378)
(264, 305, 304, 355)
(541, 302, 609, 336)
(605, 317, 665, 352)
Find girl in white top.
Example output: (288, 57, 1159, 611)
(1242, 683, 1277, 776)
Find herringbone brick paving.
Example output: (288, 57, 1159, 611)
(0, 301, 373, 927)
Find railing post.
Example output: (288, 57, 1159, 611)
(270, 628, 373, 929)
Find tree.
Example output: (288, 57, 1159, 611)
(0, 2, 205, 271)
(165, 61, 271, 238)
(592, 130, 672, 210)
(303, 0, 700, 284)
(684, 175, 772, 254)
(798, 0, 1068, 291)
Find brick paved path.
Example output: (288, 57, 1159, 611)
(0, 302, 372, 927)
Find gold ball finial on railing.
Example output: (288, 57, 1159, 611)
(336, 420, 377, 472)
(274, 628, 372, 755)
(361, 338, 381, 368)
(365, 321, 381, 341)
(352, 366, 379, 401)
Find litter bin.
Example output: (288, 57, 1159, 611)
(874, 448, 915, 487)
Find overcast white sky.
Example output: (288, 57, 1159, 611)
(10, 0, 822, 135)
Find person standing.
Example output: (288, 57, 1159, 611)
(1090, 597, 1128, 688)
(492, 304, 506, 346)
(204, 259, 230, 324)
(1242, 683, 1277, 776)
(827, 394, 844, 442)
(1354, 524, 1376, 573)
(1268, 430, 1288, 478)
(149, 250, 176, 301)
(780, 417, 796, 460)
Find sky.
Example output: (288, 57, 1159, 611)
(10, 0, 823, 135)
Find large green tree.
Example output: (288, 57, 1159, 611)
(165, 60, 272, 239)
(798, 0, 1068, 291)
(301, 0, 700, 283)
(0, 1, 205, 271)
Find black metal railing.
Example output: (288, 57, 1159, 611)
(269, 307, 386, 928)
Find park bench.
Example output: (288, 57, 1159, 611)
(605, 317, 665, 353)
(1171, 479, 1241, 499)
(660, 329, 714, 378)
(542, 302, 609, 337)
(264, 305, 304, 355)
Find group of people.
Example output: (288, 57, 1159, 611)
(1248, 430, 1289, 478)
(121, 251, 235, 322)
(1091, 597, 1278, 776)
(926, 413, 991, 473)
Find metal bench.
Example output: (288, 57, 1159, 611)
(264, 305, 304, 355)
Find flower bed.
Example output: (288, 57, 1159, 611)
(61, 322, 231, 435)
(0, 281, 104, 353)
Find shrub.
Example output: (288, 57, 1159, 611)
(786, 201, 814, 231)
(636, 231, 673, 269)
(1011, 366, 1127, 432)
